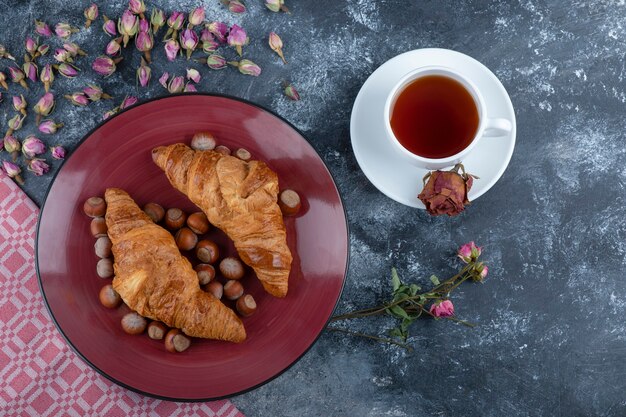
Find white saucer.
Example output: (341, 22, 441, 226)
(350, 48, 517, 209)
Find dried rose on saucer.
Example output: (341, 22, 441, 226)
(417, 163, 477, 216)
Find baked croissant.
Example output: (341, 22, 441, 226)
(104, 188, 246, 343)
(152, 143, 292, 298)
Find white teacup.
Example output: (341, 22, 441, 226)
(383, 66, 512, 170)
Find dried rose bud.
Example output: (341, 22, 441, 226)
(27, 158, 50, 176)
(55, 23, 78, 39)
(189, 7, 205, 27)
(0, 71, 7, 90)
(65, 92, 89, 106)
(4, 135, 21, 160)
(164, 39, 180, 61)
(151, 9, 165, 34)
(129, 0, 146, 15)
(36, 44, 50, 57)
(269, 32, 287, 64)
(50, 145, 66, 160)
(102, 15, 117, 36)
(63, 42, 87, 57)
(168, 76, 185, 93)
(55, 62, 79, 78)
(39, 119, 63, 134)
(206, 21, 228, 43)
(92, 56, 120, 77)
(180, 29, 199, 59)
(472, 263, 488, 281)
(184, 83, 197, 92)
(139, 18, 150, 33)
(418, 163, 476, 216)
(228, 24, 248, 56)
(9, 67, 28, 89)
(12, 94, 27, 115)
(206, 54, 227, 70)
(228, 0, 247, 14)
(228, 59, 261, 76)
(186, 68, 201, 83)
(118, 10, 139, 47)
(22, 135, 46, 158)
(103, 107, 119, 120)
(159, 72, 169, 88)
(457, 242, 481, 263)
(23, 62, 38, 83)
(54, 48, 73, 63)
(34, 92, 55, 124)
(105, 38, 122, 56)
(83, 84, 112, 101)
(40, 64, 54, 91)
(429, 300, 454, 318)
(35, 20, 53, 37)
(84, 3, 99, 28)
(2, 161, 23, 184)
(120, 96, 138, 110)
(135, 30, 154, 63)
(25, 37, 38, 57)
(136, 58, 151, 87)
(164, 11, 185, 40)
(0, 44, 15, 61)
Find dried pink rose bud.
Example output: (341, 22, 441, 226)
(184, 83, 197, 92)
(180, 29, 199, 59)
(23, 62, 38, 83)
(151, 9, 165, 34)
(168, 76, 185, 93)
(200, 30, 218, 53)
(39, 119, 63, 134)
(102, 15, 117, 36)
(186, 68, 201, 83)
(55, 62, 79, 78)
(457, 242, 481, 263)
(27, 158, 50, 176)
(189, 7, 205, 27)
(228, 59, 261, 76)
(12, 94, 27, 115)
(265, 0, 282, 12)
(136, 58, 151, 87)
(103, 107, 119, 120)
(429, 300, 454, 318)
(35, 20, 53, 37)
(92, 55, 120, 77)
(25, 37, 38, 57)
(475, 263, 488, 281)
(118, 10, 139, 47)
(84, 3, 99, 28)
(34, 92, 55, 124)
(65, 92, 89, 106)
(206, 21, 228, 43)
(22, 135, 46, 158)
(120, 95, 138, 110)
(36, 44, 50, 57)
(228, 24, 248, 56)
(228, 0, 247, 14)
(135, 30, 154, 63)
(54, 48, 73, 63)
(63, 42, 87, 57)
(2, 161, 23, 184)
(0, 71, 7, 90)
(164, 11, 185, 40)
(4, 135, 21, 160)
(83, 84, 112, 101)
(105, 38, 122, 56)
(55, 23, 78, 39)
(9, 67, 28, 89)
(139, 18, 150, 33)
(7, 115, 24, 137)
(50, 145, 66, 160)
(206, 54, 227, 70)
(269, 32, 287, 64)
(164, 39, 180, 61)
(39, 64, 54, 92)
(129, 0, 146, 15)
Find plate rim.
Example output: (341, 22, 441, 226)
(35, 92, 351, 402)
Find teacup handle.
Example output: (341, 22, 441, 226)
(483, 118, 512, 137)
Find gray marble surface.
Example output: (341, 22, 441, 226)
(2, 0, 625, 415)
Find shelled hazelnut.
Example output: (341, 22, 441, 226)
(278, 189, 301, 216)
(234, 148, 251, 161)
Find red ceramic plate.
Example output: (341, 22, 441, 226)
(36, 94, 348, 401)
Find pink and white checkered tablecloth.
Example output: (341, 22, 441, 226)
(0, 171, 245, 417)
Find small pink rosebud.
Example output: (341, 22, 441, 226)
(269, 32, 287, 64)
(34, 92, 55, 123)
(139, 18, 150, 33)
(457, 241, 481, 263)
(151, 9, 165, 34)
(168, 76, 185, 93)
(180, 29, 199, 59)
(283, 83, 300, 101)
(429, 300, 455, 318)
(102, 107, 119, 120)
(206, 54, 227, 70)
(136, 59, 151, 87)
(120, 96, 138, 110)
(105, 38, 122, 56)
(129, 0, 146, 15)
(12, 94, 27, 115)
(35, 20, 53, 37)
(40, 64, 54, 92)
(200, 29, 213, 42)
(118, 10, 139, 46)
(167, 12, 185, 30)
(65, 92, 89, 106)
(92, 55, 119, 77)
(23, 62, 38, 83)
(2, 161, 23, 184)
(84, 3, 99, 28)
(135, 30, 154, 62)
(63, 42, 86, 57)
(27, 158, 50, 176)
(50, 145, 66, 160)
(4, 135, 21, 154)
(229, 59, 261, 76)
(54, 48, 73, 63)
(164, 39, 180, 61)
(189, 7, 205, 27)
(206, 21, 228, 43)
(159, 72, 169, 88)
(39, 120, 63, 134)
(83, 84, 112, 101)
(55, 23, 78, 39)
(102, 15, 117, 36)
(228, 24, 248, 56)
(202, 39, 218, 54)
(9, 66, 27, 89)
(186, 68, 201, 83)
(228, 0, 247, 14)
(184, 83, 197, 92)
(55, 63, 79, 78)
(22, 136, 46, 158)
(25, 37, 38, 57)
(479, 264, 488, 279)
(37, 44, 50, 57)
(7, 115, 25, 136)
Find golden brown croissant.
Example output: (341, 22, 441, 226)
(104, 188, 246, 343)
(151, 144, 292, 298)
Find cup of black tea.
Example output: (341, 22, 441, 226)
(384, 66, 512, 169)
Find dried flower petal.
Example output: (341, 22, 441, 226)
(27, 158, 50, 176)
(269, 32, 287, 64)
(39, 119, 63, 134)
(105, 38, 122, 56)
(55, 62, 79, 78)
(129, 0, 146, 15)
(83, 84, 112, 101)
(159, 72, 170, 88)
(180, 29, 199, 59)
(189, 7, 205, 27)
(65, 92, 89, 106)
(22, 135, 46, 158)
(184, 82, 197, 92)
(206, 54, 227, 70)
(25, 37, 38, 57)
(63, 42, 87, 57)
(55, 23, 78, 39)
(168, 76, 185, 93)
(34, 93, 55, 123)
(23, 62, 38, 83)
(40, 64, 54, 91)
(151, 9, 165, 34)
(51, 145, 66, 159)
(92, 55, 119, 77)
(2, 161, 23, 184)
(102, 15, 117, 36)
(206, 21, 228, 43)
(186, 68, 201, 83)
(120, 96, 138, 110)
(430, 300, 454, 318)
(228, 59, 261, 76)
(228, 0, 247, 14)
(35, 20, 53, 37)
(118, 10, 139, 46)
(228, 24, 248, 56)
(136, 58, 151, 87)
(164, 39, 180, 61)
(12, 94, 27, 115)
(84, 3, 99, 28)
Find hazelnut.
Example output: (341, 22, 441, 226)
(147, 321, 167, 340)
(175, 227, 198, 251)
(83, 196, 106, 218)
(236, 294, 257, 317)
(144, 203, 165, 223)
(90, 217, 108, 238)
(121, 312, 147, 335)
(164, 329, 191, 353)
(278, 189, 301, 216)
(96, 258, 114, 278)
(187, 212, 210, 234)
(191, 131, 217, 151)
(195, 263, 215, 285)
(99, 284, 121, 308)
(203, 280, 223, 300)
(94, 236, 112, 258)
(219, 256, 245, 280)
(234, 148, 251, 161)
(165, 208, 187, 230)
(224, 280, 244, 301)
(214, 145, 231, 156)
(196, 240, 219, 264)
